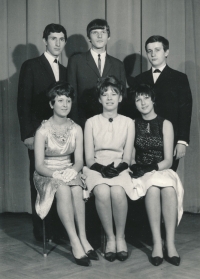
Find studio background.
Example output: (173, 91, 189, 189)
(0, 0, 200, 214)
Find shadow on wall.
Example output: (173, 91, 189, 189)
(65, 34, 89, 58)
(0, 44, 39, 212)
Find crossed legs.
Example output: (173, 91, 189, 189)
(145, 186, 178, 257)
(93, 184, 128, 253)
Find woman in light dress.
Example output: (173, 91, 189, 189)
(33, 81, 98, 266)
(129, 84, 184, 266)
(83, 76, 134, 262)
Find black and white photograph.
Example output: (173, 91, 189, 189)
(0, 0, 200, 278)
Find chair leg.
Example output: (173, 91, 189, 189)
(101, 225, 106, 256)
(43, 219, 47, 257)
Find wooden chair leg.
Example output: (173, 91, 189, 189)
(101, 225, 106, 255)
(43, 219, 47, 257)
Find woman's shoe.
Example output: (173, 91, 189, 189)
(71, 248, 90, 267)
(86, 249, 99, 260)
(104, 252, 116, 262)
(166, 255, 180, 266)
(116, 251, 128, 261)
(151, 256, 163, 266)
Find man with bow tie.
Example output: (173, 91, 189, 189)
(17, 23, 67, 242)
(134, 35, 192, 171)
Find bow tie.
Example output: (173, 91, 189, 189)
(54, 59, 58, 63)
(153, 69, 161, 73)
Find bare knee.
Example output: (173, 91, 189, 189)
(111, 186, 126, 202)
(93, 184, 110, 202)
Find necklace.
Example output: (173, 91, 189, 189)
(50, 118, 73, 142)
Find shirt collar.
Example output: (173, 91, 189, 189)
(44, 51, 59, 64)
(90, 48, 106, 59)
(152, 64, 166, 73)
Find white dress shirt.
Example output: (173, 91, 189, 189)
(90, 49, 106, 76)
(44, 51, 59, 81)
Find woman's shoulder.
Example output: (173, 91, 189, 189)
(35, 120, 49, 136)
(118, 114, 134, 125)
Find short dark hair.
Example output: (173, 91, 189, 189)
(145, 35, 169, 52)
(131, 83, 156, 103)
(47, 82, 75, 105)
(96, 76, 125, 99)
(43, 23, 67, 42)
(87, 19, 110, 39)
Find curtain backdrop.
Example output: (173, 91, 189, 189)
(0, 0, 200, 213)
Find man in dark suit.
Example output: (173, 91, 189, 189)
(134, 35, 192, 171)
(67, 18, 126, 128)
(17, 23, 67, 241)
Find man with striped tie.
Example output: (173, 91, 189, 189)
(67, 18, 126, 129)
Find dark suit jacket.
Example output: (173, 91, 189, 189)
(67, 50, 126, 127)
(17, 54, 67, 141)
(134, 65, 192, 144)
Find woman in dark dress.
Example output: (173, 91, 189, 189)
(130, 84, 184, 267)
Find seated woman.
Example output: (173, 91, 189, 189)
(83, 76, 134, 262)
(130, 84, 184, 267)
(33, 81, 98, 266)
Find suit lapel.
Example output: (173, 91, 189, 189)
(86, 50, 100, 77)
(40, 54, 56, 82)
(146, 69, 154, 85)
(155, 65, 170, 85)
(102, 54, 112, 77)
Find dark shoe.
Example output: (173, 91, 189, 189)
(86, 250, 99, 260)
(71, 248, 90, 267)
(116, 251, 128, 261)
(104, 252, 116, 262)
(166, 255, 180, 266)
(151, 256, 163, 266)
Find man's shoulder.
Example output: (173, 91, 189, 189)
(21, 55, 44, 68)
(135, 69, 151, 80)
(107, 54, 123, 65)
(68, 51, 88, 62)
(166, 66, 187, 78)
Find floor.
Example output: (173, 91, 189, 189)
(0, 212, 200, 279)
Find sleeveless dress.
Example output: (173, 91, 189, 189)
(33, 118, 84, 219)
(83, 114, 134, 195)
(131, 116, 184, 225)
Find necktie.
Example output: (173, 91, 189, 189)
(154, 69, 161, 73)
(98, 54, 101, 75)
(52, 59, 59, 81)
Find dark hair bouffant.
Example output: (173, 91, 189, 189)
(131, 83, 156, 103)
(43, 23, 67, 42)
(96, 75, 125, 99)
(47, 81, 75, 105)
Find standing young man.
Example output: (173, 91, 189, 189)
(17, 23, 67, 241)
(67, 18, 126, 128)
(134, 35, 192, 171)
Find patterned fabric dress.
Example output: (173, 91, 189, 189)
(131, 116, 184, 225)
(33, 118, 84, 219)
(83, 114, 134, 196)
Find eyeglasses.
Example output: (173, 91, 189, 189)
(90, 30, 107, 36)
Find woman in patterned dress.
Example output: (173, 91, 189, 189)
(130, 84, 184, 266)
(83, 76, 134, 262)
(33, 82, 98, 266)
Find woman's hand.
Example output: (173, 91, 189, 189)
(61, 168, 77, 182)
(130, 163, 158, 178)
(52, 169, 77, 182)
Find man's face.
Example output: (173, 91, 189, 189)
(89, 27, 110, 52)
(146, 42, 169, 68)
(44, 32, 66, 57)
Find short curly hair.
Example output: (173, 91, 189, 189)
(47, 81, 75, 105)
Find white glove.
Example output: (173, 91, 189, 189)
(61, 168, 77, 182)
